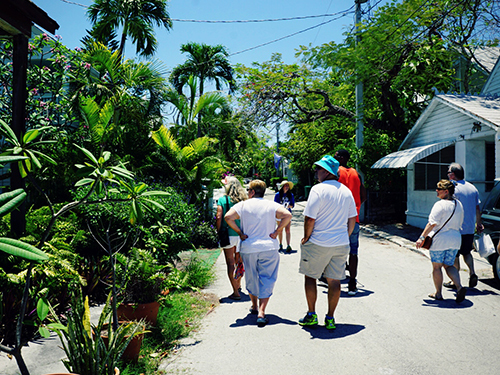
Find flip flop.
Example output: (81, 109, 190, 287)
(249, 308, 258, 315)
(228, 294, 241, 300)
(456, 287, 467, 303)
(443, 281, 457, 290)
(428, 293, 444, 301)
(257, 317, 269, 327)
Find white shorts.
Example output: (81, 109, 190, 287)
(222, 236, 239, 250)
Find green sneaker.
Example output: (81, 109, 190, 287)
(286, 245, 292, 253)
(298, 313, 318, 326)
(279, 244, 283, 252)
(325, 316, 336, 330)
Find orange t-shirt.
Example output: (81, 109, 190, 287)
(338, 166, 361, 222)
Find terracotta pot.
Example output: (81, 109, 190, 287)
(101, 322, 144, 363)
(117, 300, 160, 326)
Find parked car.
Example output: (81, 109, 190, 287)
(479, 179, 500, 282)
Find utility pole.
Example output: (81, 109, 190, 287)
(355, 0, 368, 221)
(276, 122, 280, 177)
(355, 0, 367, 150)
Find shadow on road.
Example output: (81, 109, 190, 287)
(421, 298, 474, 309)
(219, 292, 251, 304)
(229, 314, 297, 328)
(301, 323, 365, 339)
(480, 277, 500, 291)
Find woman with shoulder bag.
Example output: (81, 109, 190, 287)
(416, 179, 467, 303)
(216, 177, 248, 300)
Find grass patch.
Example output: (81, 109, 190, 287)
(120, 256, 219, 375)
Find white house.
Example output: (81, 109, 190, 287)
(372, 53, 500, 229)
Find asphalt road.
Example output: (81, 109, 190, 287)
(2, 190, 499, 374)
(160, 195, 500, 375)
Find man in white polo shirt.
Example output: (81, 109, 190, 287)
(298, 155, 357, 330)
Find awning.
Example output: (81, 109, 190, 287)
(371, 141, 454, 169)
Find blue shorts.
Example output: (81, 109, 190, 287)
(349, 222, 360, 255)
(430, 249, 459, 266)
(240, 250, 280, 299)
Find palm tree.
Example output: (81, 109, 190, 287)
(170, 43, 235, 137)
(170, 42, 236, 96)
(87, 0, 172, 58)
(151, 125, 222, 205)
(165, 75, 231, 143)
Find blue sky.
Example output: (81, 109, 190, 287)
(32, 0, 390, 73)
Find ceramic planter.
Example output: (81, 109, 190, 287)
(101, 322, 145, 363)
(117, 300, 160, 326)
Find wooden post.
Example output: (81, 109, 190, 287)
(11, 33, 28, 237)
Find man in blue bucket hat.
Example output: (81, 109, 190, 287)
(298, 155, 357, 330)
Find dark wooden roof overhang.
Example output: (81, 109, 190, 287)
(0, 0, 59, 37)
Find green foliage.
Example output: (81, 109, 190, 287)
(163, 258, 214, 292)
(47, 291, 146, 375)
(191, 220, 218, 249)
(115, 248, 168, 304)
(87, 0, 173, 57)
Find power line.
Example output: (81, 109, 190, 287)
(231, 10, 355, 57)
(59, 0, 354, 23)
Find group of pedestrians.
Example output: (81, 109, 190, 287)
(216, 149, 365, 328)
(416, 163, 483, 303)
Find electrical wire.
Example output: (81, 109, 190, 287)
(59, 0, 354, 23)
(230, 10, 355, 57)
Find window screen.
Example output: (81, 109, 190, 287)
(414, 145, 455, 190)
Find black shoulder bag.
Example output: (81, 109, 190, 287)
(218, 197, 231, 247)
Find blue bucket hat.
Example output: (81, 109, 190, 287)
(314, 155, 339, 177)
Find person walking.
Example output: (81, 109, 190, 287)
(298, 155, 357, 330)
(225, 180, 292, 327)
(416, 179, 466, 302)
(274, 180, 295, 253)
(216, 177, 248, 300)
(444, 163, 483, 289)
(334, 149, 367, 296)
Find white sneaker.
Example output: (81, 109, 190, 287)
(348, 288, 358, 296)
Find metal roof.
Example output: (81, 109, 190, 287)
(371, 141, 454, 169)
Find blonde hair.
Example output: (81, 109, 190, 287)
(437, 179, 455, 196)
(225, 177, 248, 203)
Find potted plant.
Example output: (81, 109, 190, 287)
(115, 248, 168, 326)
(46, 291, 146, 374)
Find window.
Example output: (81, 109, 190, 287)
(414, 145, 455, 190)
(486, 142, 495, 192)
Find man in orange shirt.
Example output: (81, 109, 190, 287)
(335, 149, 367, 296)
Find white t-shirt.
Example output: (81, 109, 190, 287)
(232, 198, 282, 254)
(303, 180, 357, 247)
(453, 180, 480, 235)
(428, 199, 464, 251)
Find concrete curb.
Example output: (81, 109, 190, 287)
(360, 225, 430, 260)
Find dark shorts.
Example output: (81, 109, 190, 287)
(349, 223, 360, 255)
(457, 234, 474, 256)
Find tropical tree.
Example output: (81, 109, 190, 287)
(87, 0, 172, 58)
(151, 125, 222, 206)
(69, 42, 168, 169)
(165, 75, 231, 143)
(170, 43, 235, 137)
(237, 0, 500, 186)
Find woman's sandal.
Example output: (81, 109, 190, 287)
(428, 293, 444, 301)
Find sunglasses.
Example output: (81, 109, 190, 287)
(436, 188, 446, 191)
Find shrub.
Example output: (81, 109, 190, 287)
(191, 220, 218, 249)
